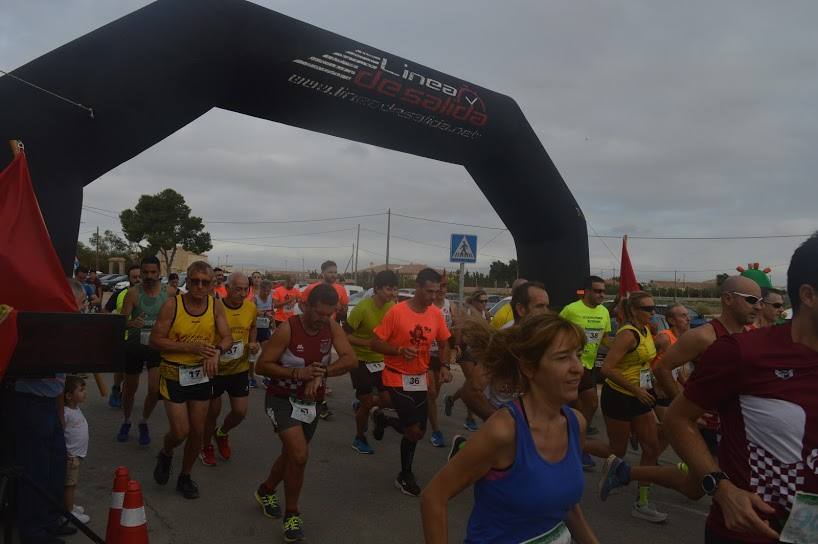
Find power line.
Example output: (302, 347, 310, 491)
(204, 212, 386, 225)
(216, 227, 356, 241)
(212, 239, 342, 250)
(391, 212, 507, 231)
(592, 234, 811, 240)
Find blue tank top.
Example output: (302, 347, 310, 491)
(465, 400, 584, 543)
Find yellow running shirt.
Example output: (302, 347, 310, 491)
(605, 323, 656, 397)
(161, 294, 217, 366)
(218, 298, 256, 375)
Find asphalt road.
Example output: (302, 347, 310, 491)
(63, 368, 710, 544)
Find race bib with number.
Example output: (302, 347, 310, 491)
(585, 328, 602, 345)
(780, 491, 818, 544)
(179, 365, 209, 387)
(256, 317, 270, 329)
(220, 341, 244, 362)
(290, 398, 317, 424)
(520, 522, 571, 544)
(639, 368, 653, 389)
(402, 373, 428, 391)
(366, 362, 385, 373)
(140, 330, 151, 346)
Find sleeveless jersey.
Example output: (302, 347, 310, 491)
(466, 400, 584, 543)
(219, 299, 256, 375)
(431, 298, 452, 356)
(161, 294, 217, 366)
(255, 292, 274, 330)
(606, 323, 656, 396)
(696, 318, 730, 433)
(130, 284, 168, 343)
(266, 315, 333, 401)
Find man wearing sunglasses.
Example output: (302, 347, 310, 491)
(756, 287, 787, 328)
(149, 260, 232, 499)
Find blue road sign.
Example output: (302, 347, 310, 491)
(450, 234, 478, 263)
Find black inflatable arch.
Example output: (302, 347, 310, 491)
(0, 0, 588, 306)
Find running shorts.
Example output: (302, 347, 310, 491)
(600, 383, 652, 421)
(212, 371, 249, 398)
(349, 361, 384, 397)
(264, 394, 318, 442)
(386, 387, 428, 431)
(158, 362, 213, 403)
(125, 342, 161, 375)
(579, 368, 596, 392)
(256, 327, 272, 343)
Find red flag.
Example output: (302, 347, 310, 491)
(619, 235, 639, 298)
(0, 151, 78, 313)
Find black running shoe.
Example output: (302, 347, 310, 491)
(176, 473, 199, 499)
(394, 472, 421, 497)
(447, 434, 467, 461)
(283, 513, 306, 542)
(153, 450, 172, 485)
(255, 484, 282, 518)
(372, 409, 386, 441)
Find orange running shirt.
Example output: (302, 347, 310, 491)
(301, 282, 349, 311)
(373, 301, 451, 387)
(213, 285, 227, 299)
(273, 286, 302, 322)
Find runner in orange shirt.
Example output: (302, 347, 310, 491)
(302, 261, 350, 420)
(371, 268, 452, 496)
(212, 268, 227, 299)
(273, 276, 301, 327)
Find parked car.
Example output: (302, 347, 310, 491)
(489, 297, 511, 318)
(487, 294, 503, 305)
(100, 274, 127, 291)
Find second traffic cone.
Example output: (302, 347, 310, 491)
(120, 480, 149, 544)
(105, 466, 130, 544)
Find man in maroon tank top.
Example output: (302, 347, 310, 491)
(253, 283, 356, 543)
(665, 234, 818, 543)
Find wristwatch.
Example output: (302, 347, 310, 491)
(701, 471, 729, 496)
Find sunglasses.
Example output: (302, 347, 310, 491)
(730, 292, 762, 305)
(764, 301, 784, 309)
(187, 278, 212, 287)
(638, 305, 656, 313)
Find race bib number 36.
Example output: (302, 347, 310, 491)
(402, 373, 427, 391)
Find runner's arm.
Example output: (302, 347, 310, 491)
(460, 364, 496, 421)
(370, 337, 402, 357)
(328, 320, 357, 377)
(213, 301, 233, 353)
(121, 288, 143, 329)
(421, 409, 516, 544)
(565, 505, 599, 544)
(654, 326, 713, 399)
(342, 307, 370, 348)
(254, 322, 321, 380)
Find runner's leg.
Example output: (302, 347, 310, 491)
(142, 366, 160, 420)
(181, 400, 209, 475)
(203, 395, 223, 447)
(279, 425, 309, 514)
(221, 394, 248, 433)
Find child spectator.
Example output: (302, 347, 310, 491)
(63, 375, 90, 524)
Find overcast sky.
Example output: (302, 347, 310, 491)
(4, 0, 818, 284)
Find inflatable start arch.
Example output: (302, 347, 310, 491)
(0, 0, 589, 306)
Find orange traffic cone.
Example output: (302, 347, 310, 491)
(105, 466, 130, 544)
(120, 480, 149, 544)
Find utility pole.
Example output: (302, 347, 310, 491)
(94, 225, 100, 271)
(674, 270, 678, 302)
(385, 208, 391, 270)
(354, 223, 360, 282)
(459, 263, 466, 303)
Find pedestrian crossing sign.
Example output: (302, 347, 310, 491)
(450, 234, 478, 263)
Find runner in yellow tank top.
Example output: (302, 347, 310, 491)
(201, 272, 259, 466)
(149, 261, 231, 499)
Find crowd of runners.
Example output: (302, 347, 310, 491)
(8, 234, 818, 544)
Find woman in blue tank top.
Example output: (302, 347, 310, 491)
(421, 313, 599, 544)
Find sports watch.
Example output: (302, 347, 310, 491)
(702, 471, 729, 496)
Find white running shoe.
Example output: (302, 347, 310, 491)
(72, 511, 91, 524)
(631, 502, 668, 523)
(72, 505, 85, 515)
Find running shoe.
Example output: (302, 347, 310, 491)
(443, 394, 454, 417)
(116, 422, 131, 443)
(176, 473, 199, 499)
(429, 430, 446, 448)
(249, 377, 258, 388)
(394, 472, 421, 497)
(598, 455, 630, 501)
(71, 505, 85, 515)
(138, 422, 151, 446)
(631, 502, 668, 523)
(448, 435, 467, 461)
(318, 401, 333, 420)
(582, 452, 596, 472)
(215, 427, 232, 460)
(108, 385, 122, 408)
(372, 409, 386, 441)
(463, 418, 479, 432)
(352, 436, 375, 454)
(200, 444, 217, 466)
(153, 450, 172, 485)
(283, 513, 306, 542)
(71, 511, 90, 524)
(255, 485, 282, 518)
